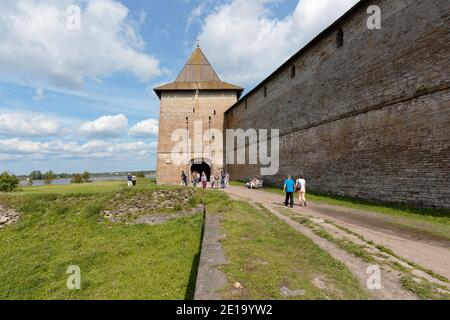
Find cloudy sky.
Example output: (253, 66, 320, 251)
(0, 0, 358, 175)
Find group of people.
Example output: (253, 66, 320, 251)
(127, 173, 137, 187)
(182, 171, 230, 189)
(283, 175, 307, 208)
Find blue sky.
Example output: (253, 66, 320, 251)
(0, 0, 358, 175)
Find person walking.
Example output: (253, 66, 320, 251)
(225, 172, 230, 188)
(296, 176, 307, 207)
(284, 175, 295, 208)
(201, 172, 207, 189)
(132, 175, 137, 186)
(220, 171, 225, 189)
(192, 171, 198, 187)
(127, 173, 133, 187)
(210, 173, 216, 189)
(181, 171, 188, 186)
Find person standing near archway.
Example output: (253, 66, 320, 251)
(201, 172, 207, 189)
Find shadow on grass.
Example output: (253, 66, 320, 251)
(184, 204, 206, 300)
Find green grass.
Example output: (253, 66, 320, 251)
(17, 178, 158, 195)
(231, 182, 450, 241)
(0, 180, 203, 300)
(201, 191, 368, 300)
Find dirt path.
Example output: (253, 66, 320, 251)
(224, 186, 450, 280)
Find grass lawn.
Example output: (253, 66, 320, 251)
(0, 179, 202, 300)
(230, 181, 450, 241)
(202, 190, 368, 300)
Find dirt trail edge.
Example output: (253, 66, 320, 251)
(225, 186, 450, 300)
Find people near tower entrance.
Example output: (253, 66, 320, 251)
(296, 176, 307, 207)
(220, 171, 225, 189)
(246, 178, 257, 189)
(225, 172, 230, 188)
(210, 174, 216, 189)
(192, 171, 199, 187)
(201, 172, 207, 189)
(127, 173, 133, 187)
(181, 171, 188, 186)
(284, 175, 295, 208)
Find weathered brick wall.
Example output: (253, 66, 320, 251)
(224, 0, 450, 208)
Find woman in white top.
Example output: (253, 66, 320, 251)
(201, 172, 207, 189)
(296, 176, 307, 207)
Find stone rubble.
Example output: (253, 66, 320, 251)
(0, 205, 20, 229)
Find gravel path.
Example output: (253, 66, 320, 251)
(224, 186, 450, 283)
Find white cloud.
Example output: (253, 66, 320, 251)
(33, 88, 44, 102)
(197, 0, 359, 86)
(0, 0, 161, 89)
(129, 118, 159, 137)
(79, 114, 128, 138)
(0, 111, 64, 137)
(0, 138, 157, 161)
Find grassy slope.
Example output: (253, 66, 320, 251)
(0, 179, 202, 300)
(230, 182, 450, 241)
(202, 191, 368, 300)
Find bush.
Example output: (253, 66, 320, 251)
(0, 172, 20, 192)
(82, 171, 91, 183)
(71, 173, 83, 184)
(43, 171, 55, 185)
(136, 171, 146, 178)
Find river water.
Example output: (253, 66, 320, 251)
(19, 175, 155, 187)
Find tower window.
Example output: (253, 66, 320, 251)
(264, 85, 267, 97)
(193, 108, 195, 113)
(214, 110, 216, 115)
(290, 65, 296, 78)
(336, 28, 344, 48)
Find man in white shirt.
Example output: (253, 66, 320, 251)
(296, 176, 307, 207)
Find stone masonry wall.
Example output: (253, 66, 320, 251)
(224, 0, 450, 208)
(157, 90, 237, 184)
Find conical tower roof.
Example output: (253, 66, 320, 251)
(154, 47, 243, 99)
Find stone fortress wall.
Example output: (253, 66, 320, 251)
(224, 0, 450, 208)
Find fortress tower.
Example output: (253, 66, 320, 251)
(154, 47, 243, 185)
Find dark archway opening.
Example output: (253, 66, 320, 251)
(191, 162, 211, 181)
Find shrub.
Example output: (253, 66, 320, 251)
(136, 171, 146, 178)
(0, 172, 20, 192)
(43, 171, 55, 185)
(82, 171, 91, 183)
(71, 173, 83, 184)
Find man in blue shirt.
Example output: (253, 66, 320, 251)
(284, 175, 295, 208)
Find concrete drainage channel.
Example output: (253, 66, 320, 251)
(194, 206, 228, 300)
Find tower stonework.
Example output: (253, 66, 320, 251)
(154, 47, 243, 185)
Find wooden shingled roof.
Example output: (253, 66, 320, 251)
(154, 47, 243, 99)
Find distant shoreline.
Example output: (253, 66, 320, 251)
(19, 174, 156, 187)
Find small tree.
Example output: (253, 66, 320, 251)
(30, 170, 43, 180)
(43, 171, 55, 185)
(71, 173, 83, 184)
(82, 171, 91, 183)
(0, 172, 20, 192)
(136, 171, 146, 178)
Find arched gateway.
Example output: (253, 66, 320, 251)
(190, 159, 211, 181)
